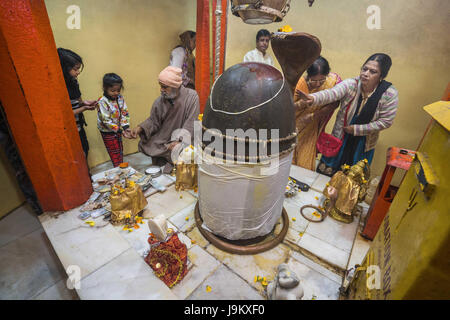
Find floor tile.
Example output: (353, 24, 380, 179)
(206, 243, 291, 293)
(187, 264, 264, 300)
(168, 203, 196, 232)
(286, 256, 341, 300)
(273, 215, 304, 245)
(186, 226, 210, 248)
(171, 245, 220, 299)
(143, 185, 196, 219)
(77, 248, 178, 300)
(0, 229, 66, 299)
(283, 188, 326, 211)
(289, 165, 319, 187)
(297, 233, 349, 271)
(304, 215, 360, 253)
(282, 201, 309, 233)
(347, 233, 371, 269)
(0, 204, 42, 248)
(113, 218, 153, 258)
(32, 279, 79, 300)
(290, 251, 342, 284)
(43, 216, 131, 279)
(310, 173, 331, 193)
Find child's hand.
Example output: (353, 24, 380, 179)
(122, 129, 132, 139)
(129, 127, 142, 139)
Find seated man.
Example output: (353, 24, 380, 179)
(243, 29, 274, 66)
(126, 66, 199, 173)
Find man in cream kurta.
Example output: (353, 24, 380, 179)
(243, 29, 274, 66)
(127, 67, 199, 173)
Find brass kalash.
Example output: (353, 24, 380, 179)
(323, 160, 370, 223)
(109, 180, 148, 227)
(174, 145, 198, 192)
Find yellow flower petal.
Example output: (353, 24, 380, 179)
(261, 280, 268, 286)
(254, 276, 258, 282)
(315, 196, 319, 200)
(185, 216, 189, 221)
(299, 232, 304, 237)
(292, 217, 296, 221)
(313, 211, 321, 218)
(206, 285, 212, 292)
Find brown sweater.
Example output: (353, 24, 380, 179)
(138, 86, 199, 162)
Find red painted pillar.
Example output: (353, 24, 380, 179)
(0, 0, 92, 211)
(196, 0, 211, 113)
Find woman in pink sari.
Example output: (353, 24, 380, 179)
(292, 56, 342, 170)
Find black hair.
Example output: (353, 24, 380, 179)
(103, 73, 123, 98)
(57, 48, 83, 99)
(103, 73, 123, 89)
(57, 48, 84, 81)
(307, 56, 330, 77)
(256, 29, 271, 41)
(181, 30, 196, 39)
(363, 53, 392, 79)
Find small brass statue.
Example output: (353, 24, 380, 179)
(323, 160, 370, 224)
(175, 145, 198, 191)
(110, 180, 148, 226)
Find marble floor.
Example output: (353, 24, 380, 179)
(0, 152, 372, 300)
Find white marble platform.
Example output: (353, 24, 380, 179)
(38, 158, 370, 300)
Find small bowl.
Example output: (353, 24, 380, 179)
(145, 166, 162, 178)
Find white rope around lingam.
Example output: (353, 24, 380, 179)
(209, 71, 286, 116)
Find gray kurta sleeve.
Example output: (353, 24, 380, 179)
(139, 99, 162, 141)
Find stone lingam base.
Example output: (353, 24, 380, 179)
(194, 202, 289, 255)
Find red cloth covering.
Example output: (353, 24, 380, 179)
(144, 233, 188, 288)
